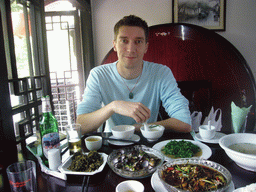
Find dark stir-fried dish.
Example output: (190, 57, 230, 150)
(161, 164, 227, 192)
(113, 148, 161, 172)
(68, 151, 103, 172)
(161, 140, 201, 158)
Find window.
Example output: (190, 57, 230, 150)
(45, 3, 84, 131)
(43, 0, 94, 132)
(1, 0, 52, 157)
(0, 0, 93, 165)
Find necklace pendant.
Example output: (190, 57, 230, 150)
(129, 92, 134, 99)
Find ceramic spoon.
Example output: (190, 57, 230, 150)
(144, 122, 150, 131)
(208, 120, 211, 130)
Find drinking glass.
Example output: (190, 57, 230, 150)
(6, 160, 37, 192)
(66, 124, 82, 154)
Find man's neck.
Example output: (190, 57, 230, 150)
(116, 61, 143, 80)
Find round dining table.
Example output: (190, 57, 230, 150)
(32, 129, 256, 192)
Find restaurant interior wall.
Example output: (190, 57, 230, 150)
(91, 0, 256, 83)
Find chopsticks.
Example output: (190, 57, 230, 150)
(102, 137, 138, 143)
(84, 132, 138, 143)
(81, 175, 90, 192)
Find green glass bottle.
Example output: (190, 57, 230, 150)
(39, 95, 60, 166)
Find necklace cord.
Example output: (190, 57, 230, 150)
(120, 73, 142, 99)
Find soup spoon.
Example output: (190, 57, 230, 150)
(144, 122, 150, 131)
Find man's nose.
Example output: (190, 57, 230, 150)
(127, 42, 136, 52)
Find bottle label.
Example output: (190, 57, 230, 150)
(42, 100, 51, 113)
(42, 132, 60, 159)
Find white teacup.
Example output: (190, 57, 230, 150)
(116, 180, 144, 192)
(199, 125, 216, 140)
(85, 136, 102, 151)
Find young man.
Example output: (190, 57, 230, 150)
(77, 15, 191, 134)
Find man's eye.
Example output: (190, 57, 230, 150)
(135, 40, 142, 44)
(121, 39, 128, 43)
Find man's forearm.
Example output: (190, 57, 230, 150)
(77, 100, 151, 134)
(133, 118, 191, 133)
(77, 104, 114, 135)
(150, 118, 191, 133)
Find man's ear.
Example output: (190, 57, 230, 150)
(113, 40, 117, 52)
(144, 42, 149, 54)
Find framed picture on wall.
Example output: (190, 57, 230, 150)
(173, 0, 226, 31)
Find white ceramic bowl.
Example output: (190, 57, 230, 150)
(85, 136, 102, 151)
(140, 125, 165, 142)
(199, 125, 216, 140)
(111, 125, 135, 139)
(116, 180, 144, 192)
(219, 133, 256, 172)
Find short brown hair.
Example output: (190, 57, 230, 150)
(114, 15, 149, 42)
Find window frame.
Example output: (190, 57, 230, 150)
(0, 0, 94, 168)
(1, 0, 52, 161)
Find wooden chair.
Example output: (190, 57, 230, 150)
(102, 23, 256, 132)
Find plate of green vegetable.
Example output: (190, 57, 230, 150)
(58, 151, 108, 175)
(152, 139, 212, 161)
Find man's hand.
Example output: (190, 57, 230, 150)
(111, 100, 150, 123)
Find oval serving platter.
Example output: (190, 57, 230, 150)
(152, 139, 212, 161)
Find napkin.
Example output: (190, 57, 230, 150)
(231, 101, 252, 133)
(191, 111, 202, 132)
(190, 111, 202, 140)
(202, 106, 222, 131)
(26, 143, 66, 180)
(48, 148, 61, 171)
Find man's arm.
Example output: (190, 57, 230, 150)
(151, 118, 191, 132)
(77, 100, 151, 135)
(133, 118, 191, 133)
(77, 103, 114, 135)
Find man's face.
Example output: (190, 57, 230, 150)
(113, 26, 148, 70)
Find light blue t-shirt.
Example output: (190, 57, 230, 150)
(77, 61, 191, 132)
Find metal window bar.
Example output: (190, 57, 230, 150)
(51, 72, 78, 131)
(6, 0, 52, 156)
(22, 2, 34, 77)
(45, 13, 80, 130)
(10, 76, 43, 133)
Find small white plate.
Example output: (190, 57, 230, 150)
(108, 134, 140, 146)
(233, 187, 245, 192)
(151, 171, 235, 192)
(152, 139, 212, 161)
(195, 132, 226, 143)
(58, 152, 108, 175)
(233, 183, 256, 192)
